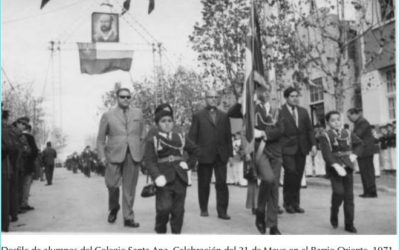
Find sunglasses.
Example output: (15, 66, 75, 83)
(159, 118, 173, 123)
(119, 95, 131, 100)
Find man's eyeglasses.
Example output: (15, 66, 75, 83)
(119, 95, 131, 100)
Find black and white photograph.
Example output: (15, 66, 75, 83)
(1, 0, 398, 242)
(92, 12, 119, 43)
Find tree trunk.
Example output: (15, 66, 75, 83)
(334, 79, 345, 114)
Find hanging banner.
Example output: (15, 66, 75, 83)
(77, 43, 133, 74)
(92, 12, 119, 43)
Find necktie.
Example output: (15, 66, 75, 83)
(291, 106, 297, 127)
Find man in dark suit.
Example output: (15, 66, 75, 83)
(279, 87, 316, 214)
(42, 141, 57, 185)
(347, 108, 377, 198)
(189, 89, 233, 219)
(20, 124, 39, 211)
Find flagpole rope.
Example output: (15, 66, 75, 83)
(3, 0, 91, 25)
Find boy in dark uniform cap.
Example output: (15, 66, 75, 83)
(319, 111, 363, 233)
(144, 103, 199, 234)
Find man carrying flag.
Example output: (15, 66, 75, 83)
(241, 3, 283, 235)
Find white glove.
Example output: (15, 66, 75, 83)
(254, 129, 266, 139)
(332, 163, 347, 177)
(349, 154, 358, 163)
(179, 161, 189, 170)
(155, 175, 167, 187)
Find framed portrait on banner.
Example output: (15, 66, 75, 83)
(92, 12, 119, 43)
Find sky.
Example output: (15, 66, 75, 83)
(2, 0, 203, 157)
(1, 0, 359, 159)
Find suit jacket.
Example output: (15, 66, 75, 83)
(278, 104, 316, 156)
(22, 132, 39, 174)
(97, 106, 146, 164)
(144, 132, 199, 185)
(188, 108, 233, 164)
(352, 117, 376, 158)
(319, 128, 363, 177)
(42, 147, 57, 166)
(254, 103, 283, 159)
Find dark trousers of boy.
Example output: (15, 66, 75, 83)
(156, 177, 187, 234)
(45, 163, 55, 185)
(330, 173, 354, 227)
(357, 156, 377, 195)
(257, 156, 282, 228)
(197, 159, 229, 216)
(2, 169, 10, 231)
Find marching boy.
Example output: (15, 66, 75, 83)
(144, 103, 199, 234)
(319, 111, 363, 233)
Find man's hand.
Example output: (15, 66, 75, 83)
(155, 175, 167, 187)
(311, 145, 317, 156)
(349, 154, 358, 163)
(100, 157, 107, 166)
(332, 163, 346, 176)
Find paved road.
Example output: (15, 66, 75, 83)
(10, 168, 397, 234)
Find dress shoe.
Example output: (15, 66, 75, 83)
(293, 207, 305, 213)
(359, 193, 377, 198)
(218, 214, 231, 220)
(200, 211, 209, 217)
(107, 208, 119, 223)
(278, 207, 284, 214)
(345, 225, 357, 233)
(330, 216, 338, 229)
(270, 226, 281, 235)
(21, 205, 34, 211)
(255, 210, 266, 234)
(124, 219, 140, 228)
(285, 206, 296, 214)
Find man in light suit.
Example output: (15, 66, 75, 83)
(97, 87, 146, 227)
(279, 87, 316, 214)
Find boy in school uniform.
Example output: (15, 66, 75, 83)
(319, 111, 363, 233)
(144, 103, 199, 234)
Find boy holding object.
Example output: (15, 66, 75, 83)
(319, 111, 363, 233)
(144, 103, 199, 234)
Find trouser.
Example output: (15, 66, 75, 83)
(197, 160, 229, 215)
(282, 151, 306, 208)
(330, 173, 354, 227)
(2, 173, 10, 231)
(257, 156, 282, 228)
(21, 173, 34, 207)
(155, 178, 187, 234)
(105, 152, 139, 220)
(9, 171, 19, 218)
(246, 179, 258, 209)
(45, 164, 55, 184)
(357, 156, 377, 195)
(17, 169, 25, 207)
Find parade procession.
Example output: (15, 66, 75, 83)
(1, 0, 397, 236)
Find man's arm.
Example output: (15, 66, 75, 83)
(304, 109, 317, 146)
(188, 113, 199, 143)
(225, 115, 233, 157)
(96, 113, 109, 162)
(184, 137, 200, 169)
(143, 137, 161, 180)
(353, 119, 369, 139)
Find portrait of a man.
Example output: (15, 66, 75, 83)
(92, 12, 119, 43)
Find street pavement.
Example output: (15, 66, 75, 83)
(9, 168, 397, 234)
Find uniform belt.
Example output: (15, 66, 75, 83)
(158, 155, 183, 163)
(333, 151, 352, 157)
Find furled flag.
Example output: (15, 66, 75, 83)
(40, 0, 50, 9)
(148, 0, 155, 14)
(241, 5, 266, 155)
(121, 0, 131, 15)
(77, 43, 133, 75)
